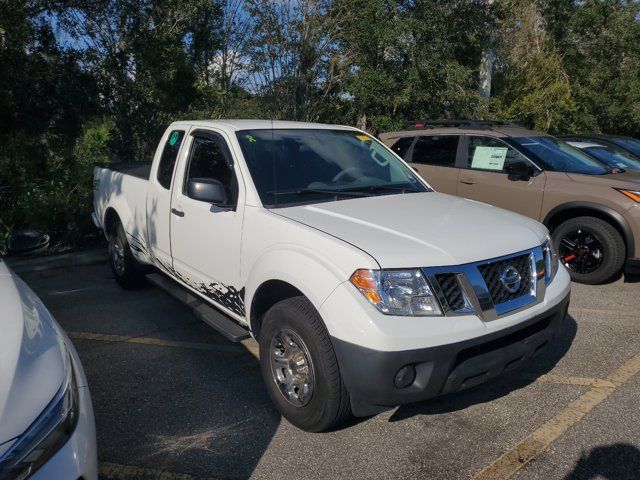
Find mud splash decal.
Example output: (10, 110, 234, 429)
(150, 248, 246, 317)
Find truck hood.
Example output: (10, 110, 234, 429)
(566, 171, 640, 189)
(274, 192, 548, 268)
(0, 262, 65, 445)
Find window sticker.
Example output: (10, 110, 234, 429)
(356, 134, 372, 142)
(471, 146, 508, 170)
(169, 131, 179, 146)
(245, 134, 257, 143)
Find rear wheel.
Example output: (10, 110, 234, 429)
(259, 296, 351, 432)
(109, 222, 145, 289)
(552, 216, 625, 284)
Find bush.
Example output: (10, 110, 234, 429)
(0, 117, 117, 254)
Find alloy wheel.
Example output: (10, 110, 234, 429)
(559, 229, 604, 275)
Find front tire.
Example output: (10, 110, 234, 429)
(109, 222, 145, 289)
(552, 216, 625, 284)
(259, 296, 351, 432)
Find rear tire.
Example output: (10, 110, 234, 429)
(259, 296, 351, 432)
(109, 222, 145, 289)
(552, 216, 625, 284)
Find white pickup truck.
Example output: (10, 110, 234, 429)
(93, 120, 571, 432)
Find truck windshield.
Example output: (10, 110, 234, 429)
(236, 129, 428, 206)
(511, 136, 609, 175)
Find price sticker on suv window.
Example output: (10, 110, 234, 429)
(471, 146, 508, 170)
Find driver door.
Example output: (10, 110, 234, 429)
(457, 135, 546, 221)
(169, 128, 246, 319)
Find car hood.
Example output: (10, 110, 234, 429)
(274, 192, 548, 268)
(0, 261, 65, 445)
(565, 171, 640, 189)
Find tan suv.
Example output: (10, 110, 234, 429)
(380, 120, 640, 284)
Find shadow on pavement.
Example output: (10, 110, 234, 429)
(388, 314, 577, 421)
(564, 443, 640, 480)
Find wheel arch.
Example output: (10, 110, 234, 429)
(249, 280, 306, 339)
(543, 202, 634, 258)
(103, 207, 122, 238)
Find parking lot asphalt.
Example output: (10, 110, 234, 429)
(16, 256, 640, 480)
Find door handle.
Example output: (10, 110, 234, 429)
(460, 178, 476, 185)
(171, 208, 185, 217)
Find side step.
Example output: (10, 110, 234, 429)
(146, 273, 251, 342)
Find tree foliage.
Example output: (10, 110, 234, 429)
(1, 0, 640, 253)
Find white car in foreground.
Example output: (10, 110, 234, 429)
(94, 120, 571, 432)
(0, 261, 97, 480)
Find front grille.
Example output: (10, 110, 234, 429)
(435, 273, 466, 311)
(477, 253, 533, 305)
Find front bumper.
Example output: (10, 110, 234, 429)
(31, 334, 98, 480)
(333, 292, 570, 416)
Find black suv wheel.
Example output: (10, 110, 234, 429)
(552, 216, 625, 284)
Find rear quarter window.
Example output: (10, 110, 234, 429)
(411, 135, 459, 167)
(389, 136, 414, 159)
(157, 130, 185, 189)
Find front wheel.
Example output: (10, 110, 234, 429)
(259, 296, 351, 432)
(552, 216, 625, 284)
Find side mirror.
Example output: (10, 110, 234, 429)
(187, 178, 227, 205)
(506, 162, 534, 181)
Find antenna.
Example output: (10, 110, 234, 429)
(271, 117, 277, 207)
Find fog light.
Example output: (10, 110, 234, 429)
(394, 365, 416, 389)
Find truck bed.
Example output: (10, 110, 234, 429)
(96, 162, 151, 180)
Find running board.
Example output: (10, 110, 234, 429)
(146, 273, 251, 342)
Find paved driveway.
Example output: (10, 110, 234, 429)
(16, 258, 640, 479)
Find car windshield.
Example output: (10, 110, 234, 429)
(511, 136, 609, 175)
(584, 146, 640, 171)
(611, 137, 640, 157)
(236, 129, 428, 207)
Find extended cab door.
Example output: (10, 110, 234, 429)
(147, 128, 187, 270)
(169, 128, 246, 320)
(406, 135, 462, 194)
(457, 135, 546, 220)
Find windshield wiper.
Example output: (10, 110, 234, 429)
(266, 188, 373, 198)
(342, 184, 427, 194)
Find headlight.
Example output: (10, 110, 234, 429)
(350, 269, 442, 316)
(543, 238, 559, 284)
(0, 343, 79, 480)
(616, 188, 640, 203)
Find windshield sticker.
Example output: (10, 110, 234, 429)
(169, 131, 179, 146)
(246, 134, 257, 143)
(471, 146, 508, 170)
(356, 134, 372, 142)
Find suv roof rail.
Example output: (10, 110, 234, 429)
(407, 119, 520, 130)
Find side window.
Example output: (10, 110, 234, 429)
(467, 136, 530, 172)
(411, 135, 459, 167)
(185, 135, 238, 205)
(389, 137, 414, 159)
(157, 130, 185, 189)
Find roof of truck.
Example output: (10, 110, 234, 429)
(169, 119, 358, 132)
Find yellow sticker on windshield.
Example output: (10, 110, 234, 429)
(356, 134, 372, 142)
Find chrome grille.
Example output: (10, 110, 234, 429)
(477, 253, 533, 305)
(435, 273, 465, 311)
(423, 245, 545, 321)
